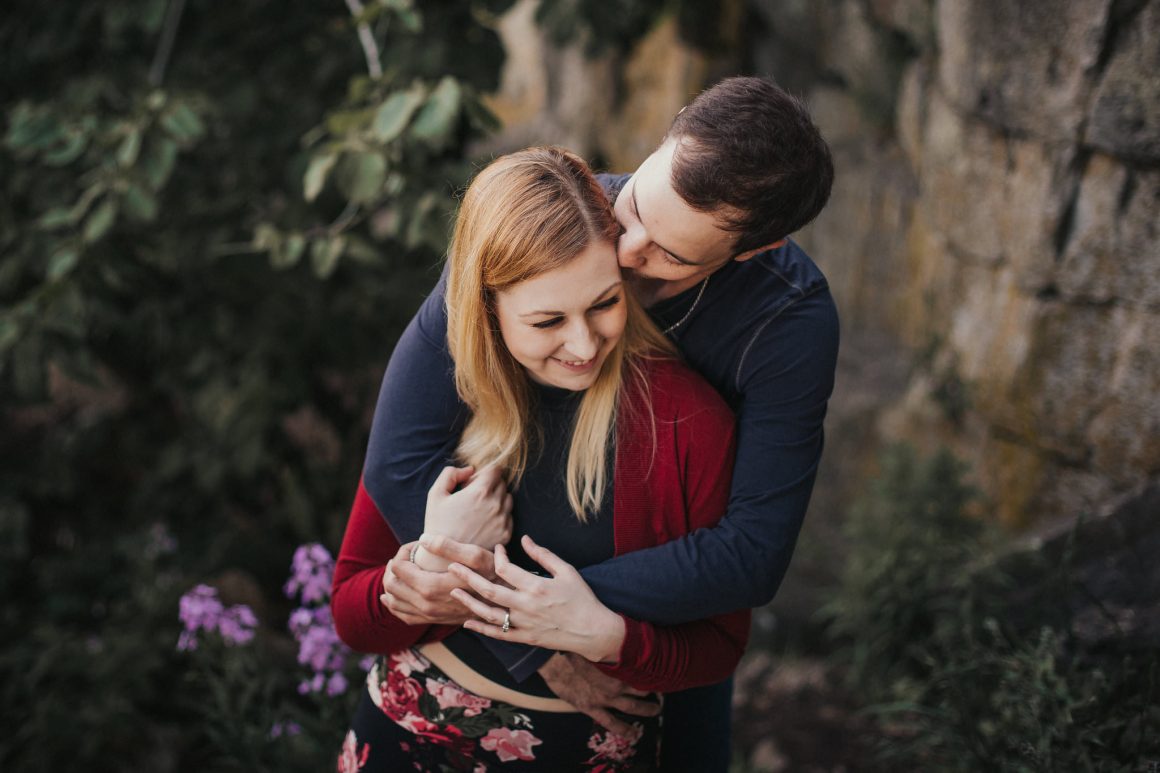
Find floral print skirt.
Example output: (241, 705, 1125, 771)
(339, 648, 660, 772)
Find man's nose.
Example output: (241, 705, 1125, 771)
(617, 225, 648, 269)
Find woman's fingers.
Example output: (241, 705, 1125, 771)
(491, 543, 543, 590)
(449, 588, 508, 627)
(462, 617, 535, 645)
(419, 534, 495, 575)
(448, 562, 521, 608)
(520, 534, 571, 578)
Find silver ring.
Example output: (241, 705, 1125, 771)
(408, 544, 420, 563)
(501, 611, 511, 633)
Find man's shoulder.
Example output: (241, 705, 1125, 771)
(735, 239, 830, 302)
(703, 239, 835, 330)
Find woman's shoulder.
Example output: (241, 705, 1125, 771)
(633, 356, 733, 425)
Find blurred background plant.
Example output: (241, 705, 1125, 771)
(5, 0, 1158, 770)
(734, 444, 1159, 771)
(0, 0, 687, 769)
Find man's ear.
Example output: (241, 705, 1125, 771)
(732, 239, 786, 263)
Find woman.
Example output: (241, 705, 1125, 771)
(331, 147, 748, 772)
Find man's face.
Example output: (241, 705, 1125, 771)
(613, 138, 741, 302)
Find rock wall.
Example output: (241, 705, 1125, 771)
(778, 0, 1160, 533)
(484, 0, 1159, 536)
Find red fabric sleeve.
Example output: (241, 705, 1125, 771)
(598, 362, 751, 692)
(330, 477, 455, 654)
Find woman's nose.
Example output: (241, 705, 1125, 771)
(563, 321, 599, 360)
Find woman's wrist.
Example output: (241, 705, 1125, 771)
(583, 607, 626, 664)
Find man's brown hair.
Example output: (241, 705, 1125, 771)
(667, 76, 834, 254)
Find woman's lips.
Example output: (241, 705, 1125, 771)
(552, 355, 597, 373)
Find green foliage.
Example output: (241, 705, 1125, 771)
(0, 1, 510, 769)
(821, 444, 995, 692)
(1, 1, 678, 768)
(823, 444, 1160, 771)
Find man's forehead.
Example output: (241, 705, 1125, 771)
(631, 144, 736, 263)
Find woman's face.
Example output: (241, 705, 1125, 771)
(493, 241, 627, 391)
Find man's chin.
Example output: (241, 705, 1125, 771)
(622, 272, 667, 306)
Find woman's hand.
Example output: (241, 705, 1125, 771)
(447, 535, 626, 664)
(419, 465, 513, 570)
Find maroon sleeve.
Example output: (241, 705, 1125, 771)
(330, 477, 455, 653)
(598, 363, 751, 691)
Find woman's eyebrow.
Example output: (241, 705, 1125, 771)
(518, 281, 622, 317)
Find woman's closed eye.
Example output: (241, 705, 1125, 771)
(590, 295, 621, 312)
(529, 296, 620, 329)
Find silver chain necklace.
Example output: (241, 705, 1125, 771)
(662, 276, 710, 335)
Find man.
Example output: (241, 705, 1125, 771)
(359, 76, 837, 770)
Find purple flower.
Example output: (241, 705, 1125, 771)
(270, 720, 303, 739)
(218, 605, 258, 646)
(179, 584, 224, 631)
(326, 672, 349, 696)
(284, 542, 334, 605)
(283, 542, 359, 695)
(176, 584, 258, 650)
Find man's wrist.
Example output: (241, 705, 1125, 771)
(412, 545, 450, 572)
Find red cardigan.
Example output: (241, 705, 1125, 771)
(331, 358, 750, 693)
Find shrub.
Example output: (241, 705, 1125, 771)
(824, 444, 1160, 771)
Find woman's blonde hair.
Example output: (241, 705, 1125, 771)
(446, 147, 675, 520)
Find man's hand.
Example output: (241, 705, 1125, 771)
(379, 539, 497, 626)
(419, 465, 512, 570)
(538, 652, 661, 736)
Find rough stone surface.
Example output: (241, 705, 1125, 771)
(1058, 157, 1160, 307)
(796, 140, 917, 332)
(868, 0, 935, 49)
(1087, 0, 1160, 162)
(481, 0, 615, 158)
(920, 89, 1067, 287)
(895, 59, 929, 173)
(820, 0, 910, 127)
(945, 264, 1040, 424)
(1085, 307, 1160, 476)
(1004, 303, 1121, 459)
(597, 16, 710, 171)
(486, 0, 1160, 541)
(935, 0, 1110, 140)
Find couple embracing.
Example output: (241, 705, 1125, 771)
(331, 76, 838, 772)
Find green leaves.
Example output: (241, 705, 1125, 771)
(303, 153, 338, 203)
(335, 152, 386, 203)
(117, 129, 143, 167)
(159, 102, 206, 144)
(310, 236, 346, 278)
(410, 76, 462, 148)
(142, 136, 178, 190)
(371, 86, 426, 142)
(83, 200, 118, 243)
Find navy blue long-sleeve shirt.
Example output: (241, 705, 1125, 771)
(363, 172, 838, 635)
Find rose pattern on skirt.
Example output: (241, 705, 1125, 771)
(479, 727, 543, 763)
(337, 729, 370, 773)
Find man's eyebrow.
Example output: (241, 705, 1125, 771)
(630, 179, 703, 266)
(518, 281, 622, 317)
